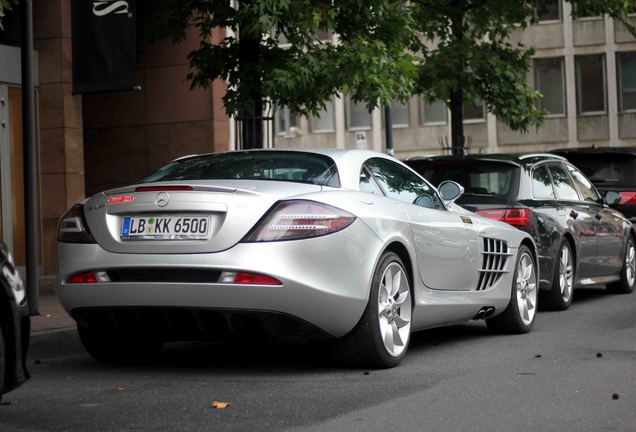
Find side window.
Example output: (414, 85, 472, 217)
(359, 168, 384, 196)
(532, 165, 556, 199)
(365, 158, 444, 210)
(567, 164, 600, 202)
(548, 163, 581, 201)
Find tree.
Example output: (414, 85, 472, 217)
(412, 0, 636, 155)
(157, 0, 417, 149)
(0, 0, 17, 29)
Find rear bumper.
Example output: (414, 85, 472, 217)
(57, 220, 384, 338)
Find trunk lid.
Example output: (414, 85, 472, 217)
(83, 180, 322, 254)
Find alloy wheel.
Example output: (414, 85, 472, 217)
(516, 252, 537, 326)
(559, 245, 574, 302)
(378, 263, 411, 357)
(626, 241, 636, 288)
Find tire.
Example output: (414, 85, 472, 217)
(0, 321, 5, 403)
(487, 245, 537, 334)
(607, 235, 636, 294)
(78, 325, 162, 364)
(541, 239, 575, 311)
(331, 252, 412, 368)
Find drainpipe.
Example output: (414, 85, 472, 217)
(21, 0, 39, 315)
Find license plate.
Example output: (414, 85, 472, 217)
(121, 215, 210, 241)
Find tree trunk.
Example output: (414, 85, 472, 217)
(449, 88, 464, 156)
(237, 4, 264, 150)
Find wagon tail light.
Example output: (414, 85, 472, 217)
(475, 208, 532, 228)
(57, 204, 97, 243)
(619, 192, 636, 205)
(243, 200, 356, 242)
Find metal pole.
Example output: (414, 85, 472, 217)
(20, 0, 39, 315)
(384, 105, 394, 156)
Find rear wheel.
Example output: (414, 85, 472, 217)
(0, 321, 5, 403)
(487, 245, 537, 334)
(542, 240, 574, 311)
(607, 235, 636, 294)
(78, 325, 162, 363)
(332, 252, 412, 368)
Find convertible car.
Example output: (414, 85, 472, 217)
(57, 149, 538, 368)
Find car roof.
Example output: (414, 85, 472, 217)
(549, 146, 636, 156)
(406, 152, 566, 166)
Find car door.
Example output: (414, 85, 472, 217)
(365, 157, 480, 291)
(546, 162, 599, 278)
(566, 163, 624, 276)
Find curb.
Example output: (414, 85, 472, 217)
(28, 326, 84, 361)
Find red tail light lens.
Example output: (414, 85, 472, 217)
(243, 200, 356, 242)
(67, 272, 98, 284)
(219, 271, 282, 285)
(476, 208, 531, 228)
(619, 192, 636, 205)
(135, 186, 193, 192)
(57, 204, 97, 243)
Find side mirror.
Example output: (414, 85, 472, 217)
(438, 181, 464, 204)
(604, 191, 621, 207)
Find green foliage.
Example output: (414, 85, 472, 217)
(0, 0, 17, 29)
(156, 0, 636, 140)
(155, 0, 417, 117)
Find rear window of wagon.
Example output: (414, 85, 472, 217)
(141, 151, 341, 188)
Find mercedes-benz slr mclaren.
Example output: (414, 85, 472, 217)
(57, 149, 538, 368)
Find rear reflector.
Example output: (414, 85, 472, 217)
(66, 271, 110, 284)
(476, 208, 531, 228)
(619, 192, 636, 205)
(219, 271, 282, 286)
(135, 186, 193, 192)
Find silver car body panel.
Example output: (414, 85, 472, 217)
(57, 149, 536, 338)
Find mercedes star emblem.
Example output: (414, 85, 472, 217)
(155, 192, 170, 208)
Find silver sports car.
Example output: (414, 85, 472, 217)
(57, 149, 538, 368)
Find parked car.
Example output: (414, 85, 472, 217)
(0, 241, 30, 401)
(57, 149, 537, 368)
(549, 147, 636, 223)
(406, 153, 636, 312)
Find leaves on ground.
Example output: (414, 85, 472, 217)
(211, 401, 231, 409)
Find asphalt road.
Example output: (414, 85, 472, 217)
(1, 286, 635, 432)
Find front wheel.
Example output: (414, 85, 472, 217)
(487, 245, 537, 334)
(331, 252, 412, 368)
(607, 235, 636, 294)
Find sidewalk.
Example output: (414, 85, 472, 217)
(31, 276, 75, 334)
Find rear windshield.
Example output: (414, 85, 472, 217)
(141, 151, 341, 187)
(559, 153, 636, 187)
(409, 160, 520, 202)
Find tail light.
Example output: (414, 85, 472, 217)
(243, 200, 356, 242)
(219, 271, 282, 285)
(619, 192, 636, 205)
(57, 204, 97, 243)
(476, 208, 532, 228)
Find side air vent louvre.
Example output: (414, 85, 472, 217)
(477, 238, 511, 291)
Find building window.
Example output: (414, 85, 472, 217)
(576, 54, 607, 115)
(618, 51, 636, 112)
(309, 99, 336, 132)
(390, 99, 410, 127)
(463, 98, 486, 122)
(537, 0, 561, 22)
(420, 99, 447, 125)
(275, 106, 299, 135)
(534, 57, 566, 115)
(345, 96, 372, 130)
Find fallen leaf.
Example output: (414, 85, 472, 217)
(116, 386, 125, 392)
(596, 352, 603, 358)
(534, 354, 542, 358)
(612, 393, 619, 400)
(0, 401, 13, 406)
(211, 401, 231, 409)
(45, 314, 51, 318)
(363, 371, 370, 376)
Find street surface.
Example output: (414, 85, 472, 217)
(1, 286, 635, 432)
